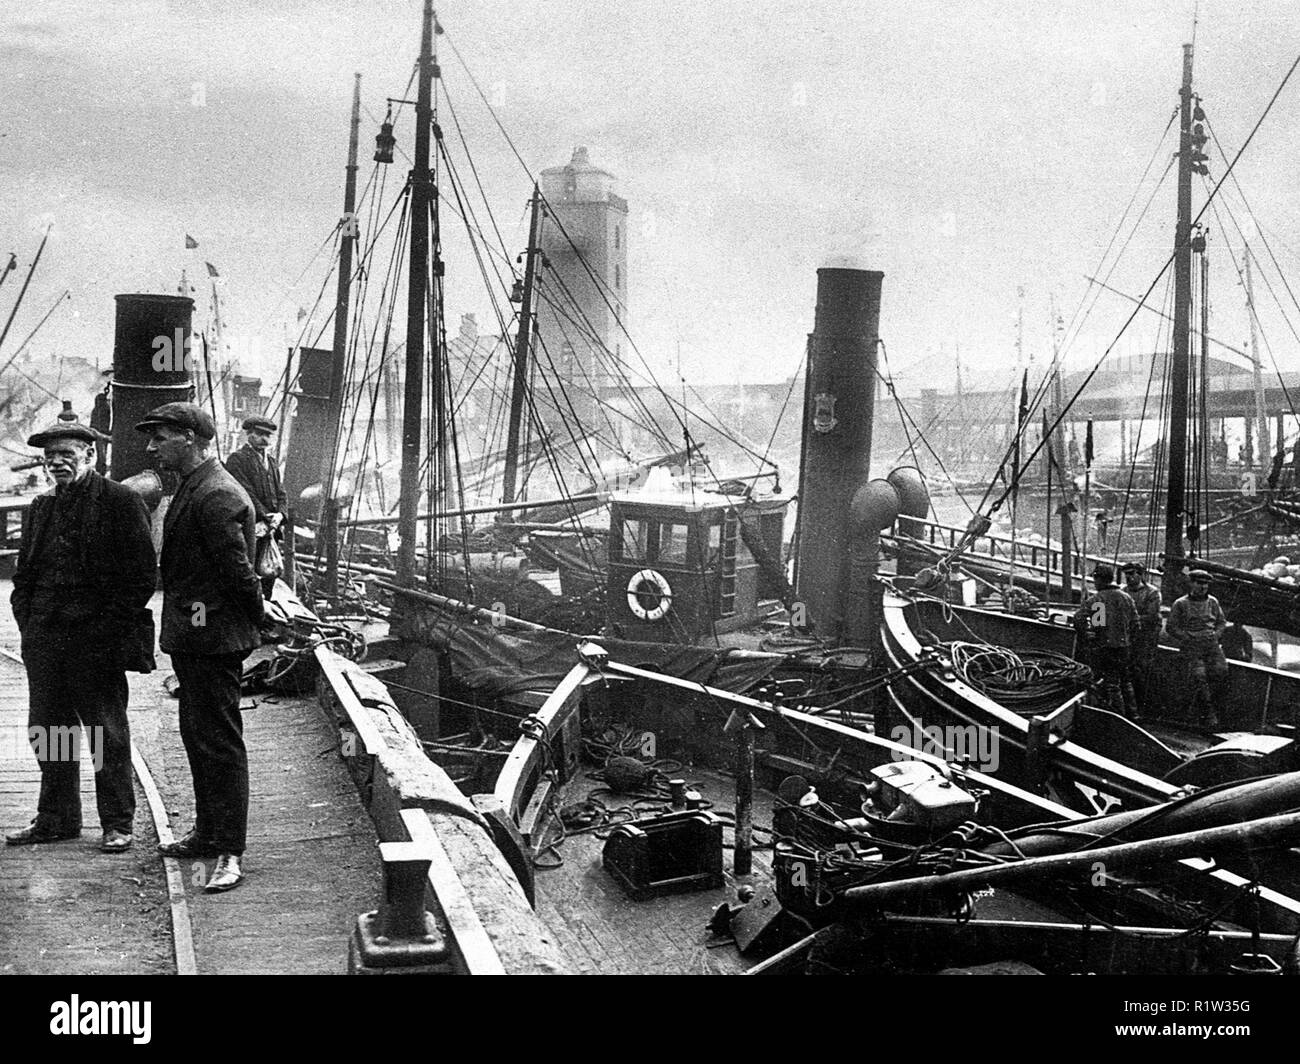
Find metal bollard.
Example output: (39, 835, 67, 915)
(348, 840, 450, 973)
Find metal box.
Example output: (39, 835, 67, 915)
(602, 810, 724, 899)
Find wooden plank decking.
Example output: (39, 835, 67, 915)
(0, 583, 385, 975)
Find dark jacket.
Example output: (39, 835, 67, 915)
(224, 444, 286, 523)
(1073, 585, 1138, 648)
(11, 471, 156, 642)
(159, 457, 263, 656)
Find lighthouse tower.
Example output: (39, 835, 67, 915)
(538, 147, 629, 444)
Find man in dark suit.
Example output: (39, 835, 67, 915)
(137, 402, 264, 892)
(7, 417, 156, 853)
(224, 416, 285, 595)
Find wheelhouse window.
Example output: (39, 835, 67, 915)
(706, 522, 722, 564)
(617, 517, 649, 562)
(658, 522, 690, 566)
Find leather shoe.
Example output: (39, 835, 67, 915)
(204, 854, 244, 893)
(101, 830, 133, 853)
(158, 832, 219, 858)
(6, 822, 80, 846)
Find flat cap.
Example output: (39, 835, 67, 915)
(1188, 569, 1211, 581)
(1120, 561, 1146, 573)
(242, 416, 277, 434)
(28, 420, 102, 448)
(134, 401, 216, 440)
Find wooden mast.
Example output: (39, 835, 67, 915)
(1162, 43, 1196, 602)
(500, 185, 544, 511)
(1243, 247, 1271, 472)
(320, 73, 363, 594)
(0, 225, 51, 354)
(397, 0, 436, 587)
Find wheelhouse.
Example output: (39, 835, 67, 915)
(606, 492, 789, 643)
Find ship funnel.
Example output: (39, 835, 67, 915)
(110, 294, 195, 482)
(793, 267, 883, 641)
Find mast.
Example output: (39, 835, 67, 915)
(954, 343, 966, 466)
(0, 226, 52, 354)
(1243, 247, 1270, 473)
(397, 0, 436, 587)
(321, 72, 363, 595)
(500, 185, 544, 510)
(1199, 246, 1211, 546)
(1048, 293, 1073, 598)
(1162, 43, 1196, 602)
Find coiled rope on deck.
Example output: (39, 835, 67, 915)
(945, 640, 1091, 710)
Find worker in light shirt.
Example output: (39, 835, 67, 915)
(1073, 563, 1139, 719)
(1165, 569, 1228, 732)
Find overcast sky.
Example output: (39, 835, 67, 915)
(2, 0, 1298, 408)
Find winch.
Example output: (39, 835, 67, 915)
(862, 761, 977, 839)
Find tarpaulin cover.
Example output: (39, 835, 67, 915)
(399, 601, 782, 699)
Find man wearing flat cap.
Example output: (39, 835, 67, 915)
(1166, 568, 1228, 731)
(137, 401, 263, 892)
(224, 416, 285, 595)
(7, 415, 156, 853)
(1121, 562, 1162, 718)
(1073, 563, 1139, 718)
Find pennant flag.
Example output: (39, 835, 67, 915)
(185, 234, 199, 249)
(297, 307, 307, 321)
(205, 261, 220, 278)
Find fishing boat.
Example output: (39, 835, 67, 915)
(877, 38, 1300, 638)
(317, 635, 1300, 974)
(873, 44, 1300, 881)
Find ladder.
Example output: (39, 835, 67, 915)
(720, 517, 738, 617)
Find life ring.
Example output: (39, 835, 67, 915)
(627, 568, 673, 621)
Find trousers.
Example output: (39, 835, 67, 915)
(171, 651, 250, 854)
(21, 620, 134, 834)
(1181, 638, 1229, 723)
(1129, 631, 1159, 714)
(1088, 644, 1138, 718)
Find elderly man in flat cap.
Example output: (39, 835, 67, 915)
(224, 416, 286, 595)
(137, 402, 264, 892)
(7, 415, 156, 852)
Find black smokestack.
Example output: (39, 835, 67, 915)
(793, 267, 883, 642)
(110, 294, 194, 481)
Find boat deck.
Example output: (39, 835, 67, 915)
(533, 768, 776, 975)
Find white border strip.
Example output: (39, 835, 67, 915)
(131, 743, 199, 976)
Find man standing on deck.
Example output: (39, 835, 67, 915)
(223, 416, 285, 597)
(6, 418, 155, 853)
(138, 402, 264, 893)
(1121, 562, 1162, 719)
(1166, 569, 1229, 732)
(1073, 563, 1139, 718)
